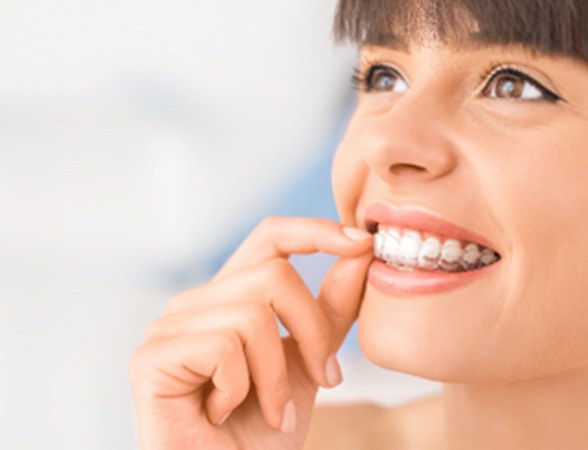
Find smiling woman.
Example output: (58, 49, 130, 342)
(129, 1, 588, 449)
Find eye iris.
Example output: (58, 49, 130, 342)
(495, 75, 524, 98)
(372, 70, 395, 91)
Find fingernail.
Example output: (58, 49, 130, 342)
(325, 353, 343, 387)
(218, 411, 231, 426)
(342, 226, 372, 241)
(280, 400, 297, 433)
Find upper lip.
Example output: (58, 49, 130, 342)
(363, 202, 500, 252)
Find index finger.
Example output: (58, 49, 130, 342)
(214, 216, 372, 280)
(318, 252, 373, 349)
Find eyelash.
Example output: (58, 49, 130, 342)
(351, 65, 400, 92)
(351, 63, 562, 103)
(479, 65, 561, 102)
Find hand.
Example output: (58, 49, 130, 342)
(129, 217, 373, 450)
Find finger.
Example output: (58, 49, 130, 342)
(164, 259, 336, 388)
(129, 330, 250, 426)
(215, 217, 372, 280)
(145, 303, 292, 429)
(318, 252, 374, 350)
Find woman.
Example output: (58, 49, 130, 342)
(129, 0, 588, 448)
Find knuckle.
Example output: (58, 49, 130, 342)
(260, 215, 281, 229)
(163, 286, 200, 314)
(215, 330, 241, 357)
(244, 302, 276, 330)
(164, 292, 187, 314)
(266, 258, 294, 281)
(255, 216, 281, 238)
(143, 318, 166, 343)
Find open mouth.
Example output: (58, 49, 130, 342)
(368, 222, 501, 274)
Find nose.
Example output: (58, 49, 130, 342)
(361, 96, 458, 186)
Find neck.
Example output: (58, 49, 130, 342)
(442, 366, 588, 450)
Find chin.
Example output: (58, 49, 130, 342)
(356, 286, 533, 384)
(357, 321, 473, 382)
(357, 308, 588, 385)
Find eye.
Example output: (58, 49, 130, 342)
(482, 68, 560, 102)
(352, 64, 409, 93)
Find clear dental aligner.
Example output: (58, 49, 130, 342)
(373, 226, 500, 273)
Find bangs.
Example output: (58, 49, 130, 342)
(334, 0, 588, 61)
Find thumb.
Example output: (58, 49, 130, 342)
(317, 252, 373, 350)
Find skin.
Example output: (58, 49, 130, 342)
(129, 38, 588, 450)
(129, 218, 374, 449)
(333, 42, 588, 448)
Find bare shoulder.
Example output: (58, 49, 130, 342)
(303, 395, 445, 450)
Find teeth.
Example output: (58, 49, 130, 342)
(381, 228, 401, 263)
(439, 239, 463, 272)
(418, 237, 441, 270)
(480, 248, 499, 266)
(460, 243, 481, 270)
(374, 226, 499, 273)
(398, 231, 421, 267)
(374, 232, 385, 256)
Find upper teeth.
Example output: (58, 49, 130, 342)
(374, 226, 499, 273)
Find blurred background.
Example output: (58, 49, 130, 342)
(0, 1, 440, 448)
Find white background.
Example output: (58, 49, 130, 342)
(0, 1, 439, 448)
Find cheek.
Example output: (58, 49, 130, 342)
(478, 125, 588, 373)
(502, 147, 588, 356)
(355, 122, 588, 382)
(488, 125, 588, 293)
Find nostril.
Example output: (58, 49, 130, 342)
(389, 163, 428, 177)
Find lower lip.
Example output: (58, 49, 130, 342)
(368, 259, 497, 297)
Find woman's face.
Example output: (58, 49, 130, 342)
(333, 40, 588, 382)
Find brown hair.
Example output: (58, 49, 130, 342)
(334, 0, 588, 61)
